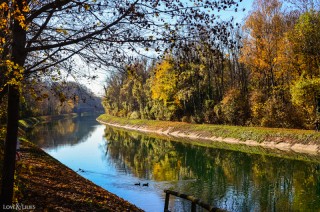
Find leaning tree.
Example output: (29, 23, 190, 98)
(0, 0, 241, 205)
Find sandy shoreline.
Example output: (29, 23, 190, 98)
(97, 119, 320, 155)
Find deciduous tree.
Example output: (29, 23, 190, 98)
(0, 0, 241, 204)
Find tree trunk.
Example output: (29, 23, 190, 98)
(0, 0, 26, 205)
(0, 86, 20, 205)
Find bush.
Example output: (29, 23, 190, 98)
(220, 88, 249, 125)
(129, 111, 140, 119)
(181, 116, 191, 123)
(203, 100, 216, 124)
(213, 103, 224, 124)
(190, 115, 203, 124)
(249, 90, 266, 126)
(250, 89, 306, 128)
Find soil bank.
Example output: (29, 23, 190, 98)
(16, 140, 143, 211)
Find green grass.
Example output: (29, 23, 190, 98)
(97, 114, 320, 145)
(100, 116, 320, 163)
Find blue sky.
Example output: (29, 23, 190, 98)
(217, 0, 254, 23)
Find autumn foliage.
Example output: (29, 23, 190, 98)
(103, 0, 320, 129)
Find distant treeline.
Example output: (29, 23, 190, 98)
(0, 81, 103, 124)
(102, 0, 320, 129)
(22, 81, 103, 117)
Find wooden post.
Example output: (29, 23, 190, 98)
(164, 190, 170, 212)
(191, 202, 197, 212)
(163, 189, 227, 212)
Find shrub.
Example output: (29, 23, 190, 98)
(181, 116, 191, 123)
(129, 111, 140, 119)
(220, 88, 249, 125)
(250, 88, 306, 128)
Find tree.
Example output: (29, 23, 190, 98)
(288, 11, 320, 77)
(103, 74, 124, 117)
(0, 0, 241, 204)
(126, 60, 149, 119)
(1, 0, 28, 205)
(283, 10, 320, 127)
(291, 77, 320, 125)
(20, 81, 103, 117)
(149, 57, 180, 120)
(102, 24, 250, 124)
(241, 0, 286, 92)
(240, 0, 301, 127)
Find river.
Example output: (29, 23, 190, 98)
(27, 115, 320, 212)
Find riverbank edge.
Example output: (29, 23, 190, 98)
(16, 139, 143, 211)
(7, 114, 143, 211)
(97, 114, 320, 155)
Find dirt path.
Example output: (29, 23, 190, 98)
(17, 141, 143, 211)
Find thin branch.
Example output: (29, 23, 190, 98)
(27, 0, 73, 22)
(25, 44, 88, 76)
(27, 9, 55, 48)
(26, 0, 139, 52)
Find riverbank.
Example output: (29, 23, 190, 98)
(15, 139, 143, 211)
(1, 114, 143, 211)
(97, 114, 320, 155)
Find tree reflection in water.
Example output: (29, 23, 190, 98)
(27, 116, 98, 149)
(103, 126, 320, 212)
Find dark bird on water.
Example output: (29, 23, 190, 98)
(142, 183, 149, 187)
(134, 182, 140, 186)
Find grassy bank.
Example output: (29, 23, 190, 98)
(97, 114, 320, 155)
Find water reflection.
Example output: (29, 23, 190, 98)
(28, 116, 98, 149)
(28, 117, 320, 212)
(103, 126, 320, 212)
